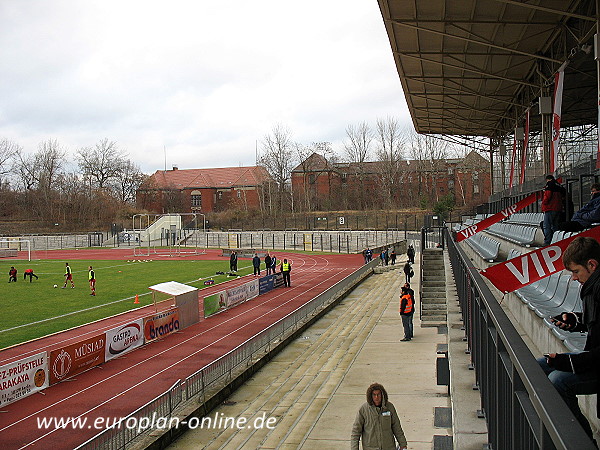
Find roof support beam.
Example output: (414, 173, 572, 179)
(390, 20, 562, 64)
(395, 52, 539, 88)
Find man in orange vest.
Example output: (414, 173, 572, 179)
(399, 285, 414, 341)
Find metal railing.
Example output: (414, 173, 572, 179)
(76, 258, 379, 449)
(445, 227, 596, 449)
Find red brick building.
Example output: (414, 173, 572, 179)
(291, 151, 491, 211)
(136, 166, 272, 213)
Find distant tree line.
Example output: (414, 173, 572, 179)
(257, 117, 480, 214)
(0, 137, 147, 231)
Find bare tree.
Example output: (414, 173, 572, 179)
(77, 138, 127, 189)
(375, 117, 406, 208)
(408, 131, 450, 204)
(0, 138, 19, 185)
(258, 124, 296, 213)
(344, 122, 373, 209)
(111, 160, 148, 204)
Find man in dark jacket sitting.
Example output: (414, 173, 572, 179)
(558, 183, 600, 232)
(538, 236, 600, 442)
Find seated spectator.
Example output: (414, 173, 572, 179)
(558, 183, 600, 232)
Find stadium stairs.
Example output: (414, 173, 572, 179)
(420, 248, 448, 327)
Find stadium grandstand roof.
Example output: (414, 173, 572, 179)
(377, 0, 597, 141)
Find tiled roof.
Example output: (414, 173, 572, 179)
(147, 166, 272, 190)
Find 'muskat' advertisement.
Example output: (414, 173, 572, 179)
(143, 309, 180, 343)
(49, 335, 105, 385)
(105, 319, 144, 362)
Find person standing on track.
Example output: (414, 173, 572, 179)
(280, 258, 292, 287)
(88, 266, 96, 296)
(252, 253, 261, 276)
(265, 252, 272, 275)
(62, 262, 75, 288)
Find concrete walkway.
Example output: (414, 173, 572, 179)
(169, 254, 455, 449)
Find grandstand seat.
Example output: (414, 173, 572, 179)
(464, 233, 500, 262)
(487, 222, 537, 246)
(563, 334, 587, 352)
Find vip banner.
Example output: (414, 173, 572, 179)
(143, 309, 180, 342)
(550, 69, 565, 174)
(204, 291, 227, 317)
(456, 191, 542, 242)
(105, 319, 144, 362)
(49, 335, 105, 385)
(480, 227, 600, 293)
(0, 352, 48, 407)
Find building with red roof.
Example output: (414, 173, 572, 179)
(137, 165, 273, 213)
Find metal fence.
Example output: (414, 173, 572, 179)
(445, 227, 596, 449)
(76, 258, 379, 450)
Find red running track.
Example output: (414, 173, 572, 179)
(0, 251, 362, 449)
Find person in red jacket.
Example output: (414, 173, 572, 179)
(541, 174, 565, 246)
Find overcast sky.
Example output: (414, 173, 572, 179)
(0, 0, 411, 174)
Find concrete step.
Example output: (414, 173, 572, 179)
(422, 300, 447, 307)
(422, 304, 448, 311)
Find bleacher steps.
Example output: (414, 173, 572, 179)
(420, 248, 447, 327)
(198, 271, 403, 449)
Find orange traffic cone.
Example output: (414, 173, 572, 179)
(133, 294, 140, 304)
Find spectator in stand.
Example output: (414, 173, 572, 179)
(403, 262, 414, 284)
(8, 266, 17, 283)
(558, 183, 600, 232)
(390, 249, 397, 265)
(351, 383, 407, 450)
(407, 245, 415, 264)
(23, 268, 38, 282)
(399, 285, 415, 341)
(542, 174, 565, 245)
(538, 236, 600, 444)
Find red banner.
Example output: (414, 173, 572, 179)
(456, 191, 541, 242)
(550, 70, 564, 174)
(519, 109, 530, 185)
(480, 227, 600, 293)
(509, 135, 517, 189)
(49, 334, 105, 385)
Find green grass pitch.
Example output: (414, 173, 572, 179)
(0, 259, 253, 350)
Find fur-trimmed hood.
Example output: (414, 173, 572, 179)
(366, 382, 388, 406)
